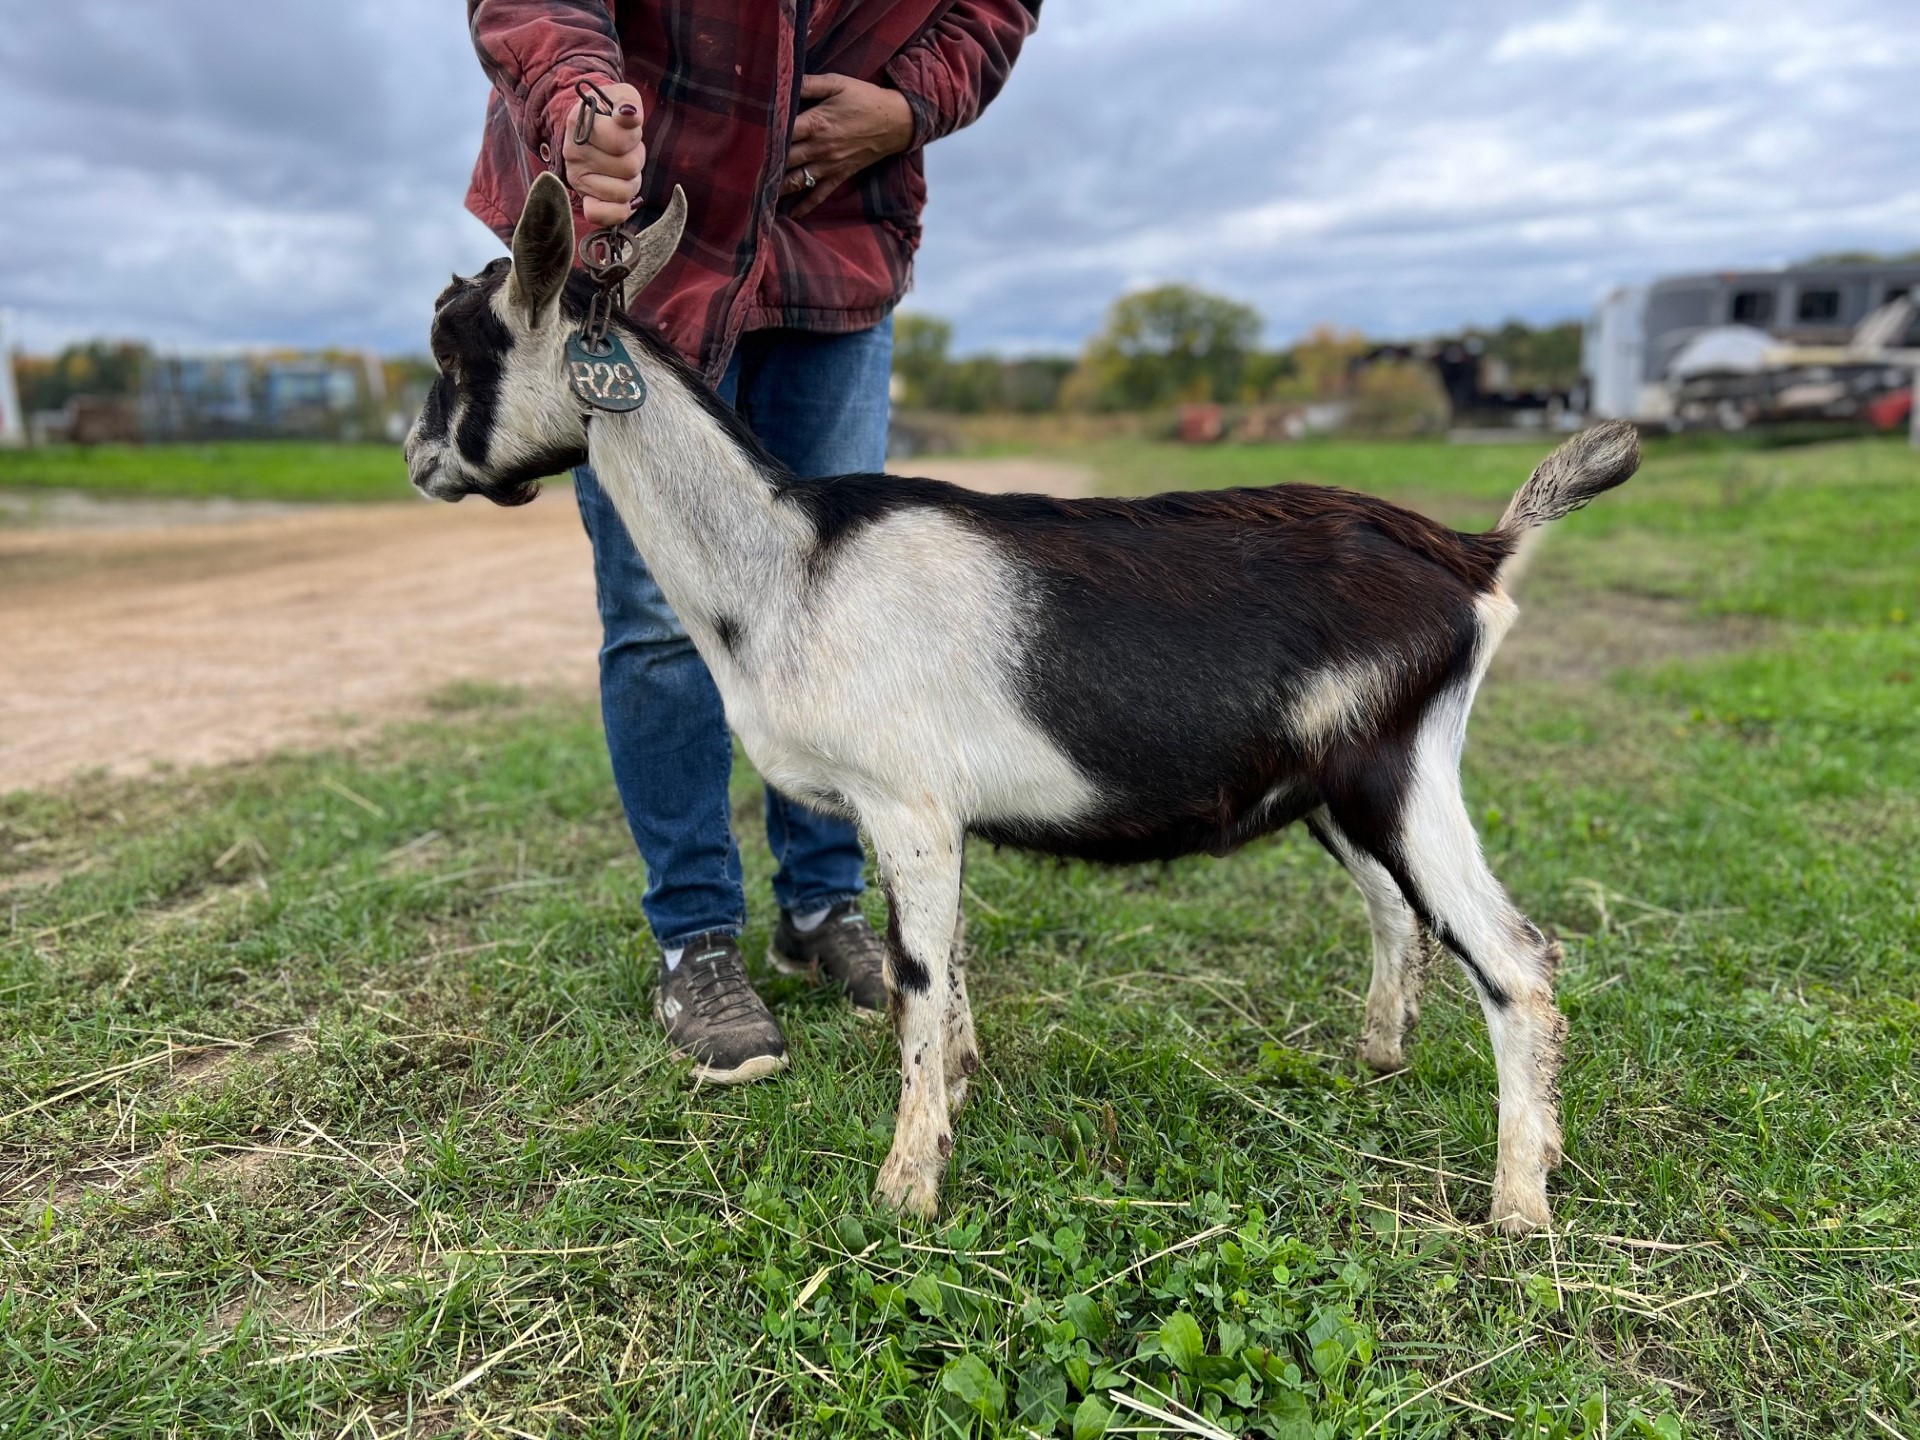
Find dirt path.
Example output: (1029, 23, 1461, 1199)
(0, 458, 1094, 793)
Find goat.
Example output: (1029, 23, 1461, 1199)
(407, 172, 1640, 1234)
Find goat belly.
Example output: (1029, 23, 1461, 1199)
(971, 775, 1323, 865)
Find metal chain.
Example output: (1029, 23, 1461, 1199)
(570, 76, 616, 146)
(568, 78, 636, 358)
(576, 229, 635, 357)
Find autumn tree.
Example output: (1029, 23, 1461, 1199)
(1268, 325, 1369, 402)
(1063, 284, 1263, 411)
(891, 313, 954, 408)
(891, 312, 1073, 413)
(1474, 320, 1583, 392)
(14, 340, 150, 414)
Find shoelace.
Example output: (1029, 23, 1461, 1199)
(830, 912, 888, 978)
(683, 949, 766, 1027)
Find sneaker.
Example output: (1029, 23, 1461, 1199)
(655, 935, 789, 1084)
(769, 901, 890, 1016)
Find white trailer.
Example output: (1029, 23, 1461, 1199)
(1586, 262, 1920, 426)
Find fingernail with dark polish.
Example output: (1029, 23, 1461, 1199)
(618, 105, 638, 116)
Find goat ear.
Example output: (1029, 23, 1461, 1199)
(509, 171, 575, 324)
(624, 185, 687, 298)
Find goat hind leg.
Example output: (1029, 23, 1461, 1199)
(1328, 722, 1565, 1234)
(867, 810, 963, 1220)
(1400, 760, 1562, 1234)
(1309, 809, 1428, 1073)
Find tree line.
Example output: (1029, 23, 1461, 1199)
(12, 284, 1584, 429)
(13, 341, 149, 415)
(893, 283, 1583, 416)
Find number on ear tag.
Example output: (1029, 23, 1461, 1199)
(566, 332, 649, 413)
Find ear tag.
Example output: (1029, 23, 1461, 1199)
(566, 331, 648, 413)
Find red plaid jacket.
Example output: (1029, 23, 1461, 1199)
(467, 1, 1038, 380)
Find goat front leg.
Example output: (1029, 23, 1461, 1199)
(943, 901, 979, 1113)
(867, 810, 963, 1220)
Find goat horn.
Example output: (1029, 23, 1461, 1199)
(623, 185, 688, 299)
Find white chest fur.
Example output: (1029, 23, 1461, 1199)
(587, 416, 1095, 834)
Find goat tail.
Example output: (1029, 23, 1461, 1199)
(1496, 420, 1641, 538)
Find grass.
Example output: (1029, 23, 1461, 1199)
(3, 437, 1918, 1436)
(0, 442, 411, 505)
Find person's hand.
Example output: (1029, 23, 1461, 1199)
(783, 73, 914, 219)
(561, 81, 647, 228)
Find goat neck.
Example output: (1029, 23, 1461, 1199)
(583, 347, 808, 637)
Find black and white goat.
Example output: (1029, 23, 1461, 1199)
(407, 173, 1640, 1233)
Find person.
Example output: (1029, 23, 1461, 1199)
(466, 2, 1039, 1083)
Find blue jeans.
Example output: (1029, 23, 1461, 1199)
(574, 318, 893, 947)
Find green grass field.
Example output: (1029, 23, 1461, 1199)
(2, 437, 1916, 1436)
(0, 442, 411, 505)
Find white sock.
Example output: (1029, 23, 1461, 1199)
(790, 906, 833, 933)
(662, 945, 686, 971)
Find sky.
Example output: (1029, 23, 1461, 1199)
(3, 0, 1916, 357)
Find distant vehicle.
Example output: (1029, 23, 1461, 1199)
(1586, 262, 1920, 429)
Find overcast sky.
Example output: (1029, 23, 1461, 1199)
(3, 0, 1916, 357)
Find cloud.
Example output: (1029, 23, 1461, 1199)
(915, 0, 1920, 349)
(0, 1, 499, 352)
(2, 0, 1914, 357)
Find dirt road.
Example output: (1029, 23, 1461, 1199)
(0, 459, 1093, 793)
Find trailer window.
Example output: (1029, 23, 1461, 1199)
(1646, 286, 1714, 337)
(1729, 289, 1775, 324)
(1796, 288, 1841, 322)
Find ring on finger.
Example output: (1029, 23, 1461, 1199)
(801, 167, 817, 189)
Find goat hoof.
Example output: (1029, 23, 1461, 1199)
(873, 1150, 943, 1220)
(1357, 1031, 1407, 1074)
(1489, 1174, 1552, 1236)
